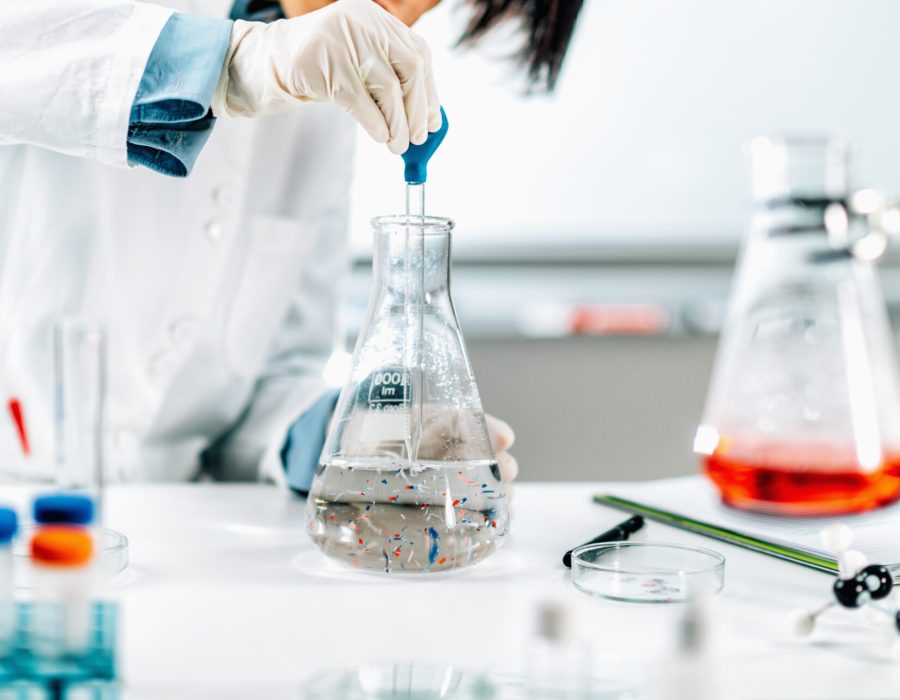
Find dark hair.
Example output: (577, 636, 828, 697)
(457, 0, 585, 92)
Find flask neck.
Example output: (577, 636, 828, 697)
(750, 136, 848, 204)
(747, 137, 856, 254)
(372, 226, 452, 302)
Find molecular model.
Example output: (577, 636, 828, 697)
(790, 524, 899, 654)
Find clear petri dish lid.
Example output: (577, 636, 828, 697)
(12, 525, 128, 589)
(303, 664, 495, 699)
(570, 541, 725, 604)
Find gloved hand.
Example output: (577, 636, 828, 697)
(386, 407, 519, 490)
(485, 414, 519, 488)
(212, 0, 441, 154)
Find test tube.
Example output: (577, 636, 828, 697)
(53, 320, 106, 500)
(0, 507, 18, 657)
(52, 322, 131, 580)
(525, 600, 592, 698)
(30, 526, 94, 658)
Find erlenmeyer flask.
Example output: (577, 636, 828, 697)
(695, 137, 900, 515)
(306, 215, 509, 572)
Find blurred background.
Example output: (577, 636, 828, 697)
(341, 0, 900, 482)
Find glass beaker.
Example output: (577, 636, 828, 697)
(306, 215, 509, 573)
(695, 137, 900, 515)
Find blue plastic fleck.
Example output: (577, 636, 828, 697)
(427, 527, 440, 566)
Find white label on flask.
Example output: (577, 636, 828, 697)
(360, 406, 410, 442)
(360, 367, 411, 441)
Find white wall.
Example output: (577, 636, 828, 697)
(349, 0, 900, 253)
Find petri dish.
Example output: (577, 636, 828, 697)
(304, 664, 496, 699)
(570, 542, 725, 604)
(12, 526, 129, 588)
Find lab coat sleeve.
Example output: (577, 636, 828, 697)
(127, 13, 232, 177)
(0, 0, 175, 166)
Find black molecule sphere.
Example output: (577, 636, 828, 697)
(833, 577, 869, 608)
(859, 564, 893, 601)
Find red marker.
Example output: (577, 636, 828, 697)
(7, 398, 29, 456)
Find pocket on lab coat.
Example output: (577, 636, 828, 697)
(223, 215, 317, 378)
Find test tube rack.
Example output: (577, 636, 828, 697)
(0, 602, 118, 700)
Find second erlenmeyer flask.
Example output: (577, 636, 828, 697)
(695, 137, 900, 515)
(306, 215, 509, 572)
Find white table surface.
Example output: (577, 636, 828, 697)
(5, 482, 900, 699)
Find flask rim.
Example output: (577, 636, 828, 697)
(371, 215, 455, 234)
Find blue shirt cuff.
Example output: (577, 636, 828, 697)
(128, 115, 217, 177)
(131, 13, 232, 125)
(127, 13, 232, 176)
(282, 390, 340, 495)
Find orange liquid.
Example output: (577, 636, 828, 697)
(704, 439, 900, 515)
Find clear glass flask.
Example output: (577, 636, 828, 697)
(695, 137, 900, 515)
(306, 215, 509, 572)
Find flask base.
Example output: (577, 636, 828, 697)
(704, 445, 900, 516)
(305, 461, 509, 573)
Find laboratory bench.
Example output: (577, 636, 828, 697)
(4, 482, 896, 699)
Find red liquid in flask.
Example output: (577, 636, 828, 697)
(704, 438, 900, 515)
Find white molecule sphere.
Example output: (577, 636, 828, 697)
(863, 607, 892, 628)
(838, 549, 868, 578)
(789, 609, 815, 637)
(891, 639, 900, 663)
(821, 524, 853, 553)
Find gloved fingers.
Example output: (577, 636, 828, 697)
(334, 89, 390, 145)
(410, 34, 442, 132)
(393, 46, 429, 146)
(485, 414, 516, 452)
(365, 61, 410, 154)
(497, 451, 519, 485)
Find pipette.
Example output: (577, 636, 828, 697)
(400, 109, 448, 464)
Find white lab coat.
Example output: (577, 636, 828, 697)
(0, 0, 356, 483)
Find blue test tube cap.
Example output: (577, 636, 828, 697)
(33, 493, 95, 526)
(401, 107, 449, 185)
(0, 507, 17, 544)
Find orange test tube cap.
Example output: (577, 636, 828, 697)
(31, 527, 93, 567)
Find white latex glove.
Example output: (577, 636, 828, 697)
(343, 405, 519, 490)
(486, 414, 519, 488)
(411, 409, 518, 488)
(212, 0, 441, 154)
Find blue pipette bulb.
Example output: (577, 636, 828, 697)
(401, 108, 449, 184)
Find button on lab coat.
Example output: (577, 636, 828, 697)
(0, 0, 356, 483)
